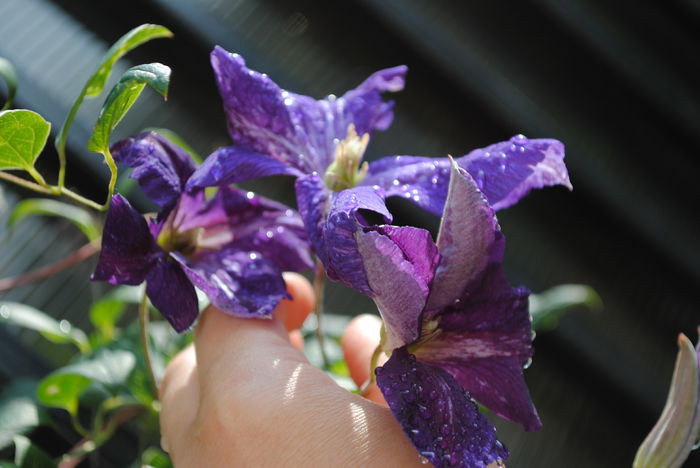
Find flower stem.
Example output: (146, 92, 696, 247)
(101, 148, 118, 210)
(0, 171, 104, 211)
(313, 258, 330, 369)
(139, 294, 159, 398)
(0, 171, 53, 195)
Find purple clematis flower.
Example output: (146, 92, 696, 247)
(92, 132, 312, 332)
(356, 161, 539, 467)
(186, 46, 572, 297)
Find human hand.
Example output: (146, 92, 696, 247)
(158, 272, 428, 467)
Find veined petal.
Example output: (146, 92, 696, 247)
(426, 160, 503, 312)
(186, 146, 302, 191)
(356, 226, 439, 350)
(364, 156, 452, 216)
(111, 132, 196, 209)
(92, 194, 161, 285)
(295, 174, 332, 265)
(418, 264, 541, 431)
(211, 46, 405, 174)
(457, 136, 571, 211)
(145, 260, 199, 333)
(173, 250, 289, 319)
(376, 347, 508, 468)
(324, 186, 392, 294)
(364, 136, 570, 216)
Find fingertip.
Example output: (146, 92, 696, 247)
(342, 314, 383, 389)
(279, 272, 315, 331)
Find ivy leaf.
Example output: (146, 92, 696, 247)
(50, 349, 136, 391)
(87, 63, 171, 153)
(55, 24, 173, 154)
(13, 435, 56, 468)
(0, 379, 47, 450)
(89, 297, 125, 343)
(7, 198, 101, 241)
(36, 374, 92, 416)
(0, 110, 50, 172)
(0, 57, 18, 111)
(0, 302, 89, 354)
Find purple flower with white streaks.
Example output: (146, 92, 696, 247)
(357, 161, 539, 467)
(92, 132, 312, 332)
(186, 46, 572, 297)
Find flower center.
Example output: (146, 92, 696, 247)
(324, 123, 370, 192)
(157, 225, 204, 256)
(407, 318, 442, 355)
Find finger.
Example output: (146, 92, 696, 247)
(277, 272, 315, 331)
(159, 345, 199, 450)
(194, 273, 313, 389)
(341, 314, 387, 405)
(289, 329, 304, 351)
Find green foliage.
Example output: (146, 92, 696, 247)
(0, 110, 50, 173)
(36, 374, 92, 417)
(529, 284, 602, 332)
(89, 297, 126, 343)
(0, 380, 47, 450)
(0, 302, 89, 354)
(7, 198, 100, 241)
(88, 63, 171, 153)
(12, 436, 55, 468)
(0, 58, 18, 111)
(55, 24, 173, 156)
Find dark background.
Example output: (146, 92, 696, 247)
(1, 0, 699, 466)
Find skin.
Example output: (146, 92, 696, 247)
(159, 273, 503, 467)
(159, 273, 425, 467)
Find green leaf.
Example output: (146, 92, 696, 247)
(0, 302, 89, 354)
(7, 198, 100, 241)
(141, 446, 173, 468)
(0, 57, 18, 111)
(0, 380, 47, 450)
(55, 24, 173, 154)
(87, 63, 171, 153)
(89, 297, 125, 342)
(529, 284, 602, 332)
(51, 349, 136, 391)
(13, 435, 56, 468)
(36, 374, 92, 416)
(0, 110, 50, 172)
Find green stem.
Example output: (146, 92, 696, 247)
(139, 294, 159, 398)
(55, 89, 87, 190)
(101, 148, 119, 209)
(313, 258, 330, 369)
(0, 171, 53, 194)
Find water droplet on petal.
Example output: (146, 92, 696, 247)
(392, 179, 400, 186)
(523, 357, 533, 369)
(431, 176, 439, 184)
(266, 231, 274, 239)
(327, 94, 337, 102)
(511, 133, 528, 145)
(58, 320, 71, 333)
(419, 455, 431, 464)
(249, 252, 258, 260)
(284, 97, 294, 106)
(246, 191, 255, 199)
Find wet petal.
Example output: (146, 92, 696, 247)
(111, 132, 196, 209)
(458, 136, 571, 211)
(211, 46, 405, 173)
(376, 347, 508, 468)
(145, 260, 199, 333)
(419, 264, 541, 431)
(173, 250, 289, 319)
(356, 226, 439, 350)
(364, 136, 570, 216)
(426, 161, 503, 312)
(324, 186, 392, 294)
(186, 146, 301, 191)
(92, 194, 161, 285)
(295, 174, 332, 266)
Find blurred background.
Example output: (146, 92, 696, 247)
(1, 0, 699, 466)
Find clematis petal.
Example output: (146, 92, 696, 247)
(211, 46, 405, 174)
(376, 347, 508, 468)
(418, 263, 541, 431)
(92, 194, 161, 285)
(324, 185, 392, 294)
(295, 174, 331, 265)
(356, 226, 439, 350)
(172, 250, 289, 319)
(426, 160, 503, 312)
(111, 132, 197, 209)
(364, 136, 571, 216)
(186, 146, 302, 190)
(458, 135, 571, 211)
(145, 260, 199, 333)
